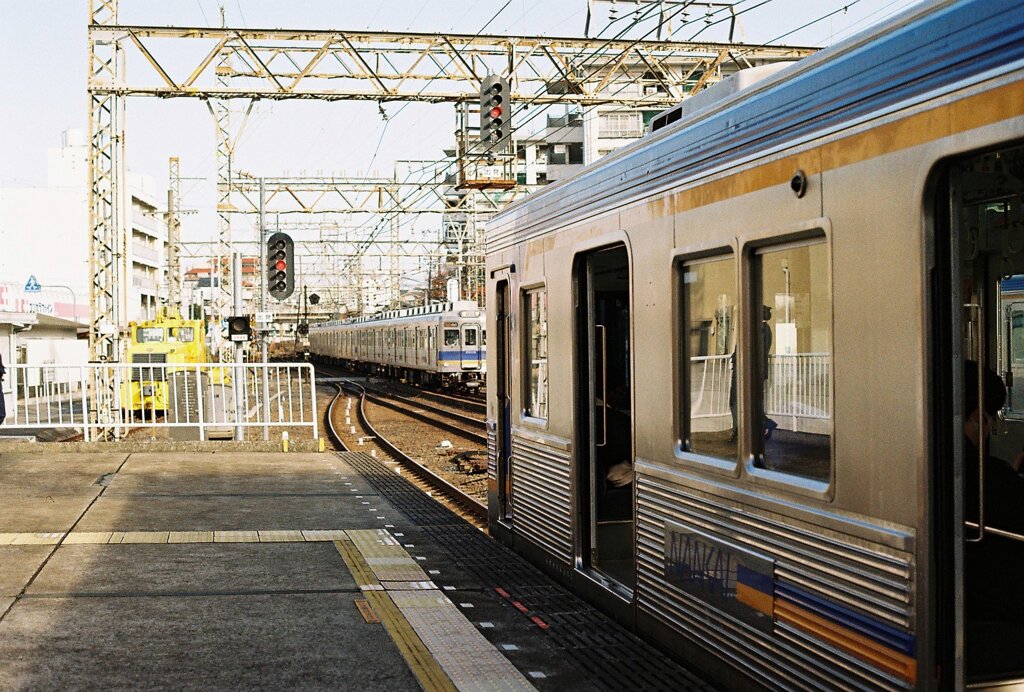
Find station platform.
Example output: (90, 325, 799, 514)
(0, 448, 713, 690)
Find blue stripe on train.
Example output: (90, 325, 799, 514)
(439, 350, 483, 360)
(736, 564, 773, 595)
(774, 583, 916, 656)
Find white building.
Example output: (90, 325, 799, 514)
(0, 129, 168, 326)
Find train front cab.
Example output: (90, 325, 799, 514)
(931, 141, 1024, 688)
(439, 314, 484, 389)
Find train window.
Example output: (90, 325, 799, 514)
(464, 328, 478, 346)
(680, 254, 737, 462)
(172, 327, 195, 343)
(524, 287, 549, 420)
(753, 240, 832, 482)
(444, 329, 459, 347)
(137, 328, 163, 343)
(998, 275, 1024, 419)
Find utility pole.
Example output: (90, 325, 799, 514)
(232, 251, 244, 441)
(166, 157, 182, 312)
(259, 179, 270, 440)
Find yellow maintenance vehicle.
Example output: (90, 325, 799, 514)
(121, 308, 216, 412)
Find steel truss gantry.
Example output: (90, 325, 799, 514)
(219, 166, 522, 312)
(88, 0, 123, 363)
(87, 2, 815, 356)
(89, 24, 812, 105)
(224, 169, 541, 216)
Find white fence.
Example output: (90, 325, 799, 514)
(690, 353, 831, 433)
(689, 355, 734, 429)
(0, 362, 318, 442)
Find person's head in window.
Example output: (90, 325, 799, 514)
(964, 360, 1006, 448)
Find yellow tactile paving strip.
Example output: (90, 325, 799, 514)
(336, 538, 456, 692)
(346, 529, 432, 582)
(392, 591, 536, 692)
(345, 529, 535, 692)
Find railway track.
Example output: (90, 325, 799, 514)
(400, 387, 486, 416)
(324, 381, 487, 529)
(313, 362, 486, 415)
(357, 383, 486, 444)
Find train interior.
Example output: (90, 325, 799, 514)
(575, 245, 635, 591)
(945, 142, 1024, 684)
(495, 279, 513, 523)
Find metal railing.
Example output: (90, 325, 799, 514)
(0, 362, 317, 442)
(689, 353, 832, 432)
(689, 354, 733, 421)
(765, 353, 831, 421)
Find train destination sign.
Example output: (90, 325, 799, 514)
(663, 521, 775, 633)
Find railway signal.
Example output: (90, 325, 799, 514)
(479, 74, 510, 155)
(227, 315, 251, 342)
(266, 232, 295, 301)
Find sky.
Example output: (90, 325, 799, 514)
(0, 0, 926, 253)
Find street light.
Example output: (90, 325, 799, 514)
(42, 284, 79, 321)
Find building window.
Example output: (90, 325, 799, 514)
(599, 112, 643, 139)
(681, 254, 737, 462)
(753, 239, 832, 482)
(524, 288, 549, 420)
(546, 143, 584, 165)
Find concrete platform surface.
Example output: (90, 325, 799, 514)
(0, 449, 708, 692)
(0, 451, 444, 690)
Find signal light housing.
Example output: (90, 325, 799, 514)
(479, 74, 511, 155)
(227, 315, 251, 342)
(266, 231, 295, 301)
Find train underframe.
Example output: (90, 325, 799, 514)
(321, 356, 483, 393)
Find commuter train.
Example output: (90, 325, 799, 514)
(485, 1, 1024, 689)
(121, 308, 213, 411)
(309, 300, 486, 389)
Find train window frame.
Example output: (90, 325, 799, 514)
(136, 327, 163, 343)
(169, 327, 194, 343)
(673, 248, 741, 475)
(742, 226, 835, 497)
(522, 284, 550, 425)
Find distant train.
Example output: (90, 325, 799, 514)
(309, 300, 486, 389)
(484, 1, 1024, 689)
(121, 308, 213, 411)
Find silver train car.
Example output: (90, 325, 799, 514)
(484, 1, 1024, 688)
(309, 300, 485, 389)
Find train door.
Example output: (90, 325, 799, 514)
(574, 244, 635, 591)
(937, 142, 1024, 688)
(462, 324, 481, 370)
(495, 280, 513, 522)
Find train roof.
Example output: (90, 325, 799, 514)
(486, 0, 1024, 251)
(311, 300, 482, 330)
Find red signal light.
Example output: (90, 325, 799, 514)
(275, 260, 287, 271)
(489, 106, 503, 119)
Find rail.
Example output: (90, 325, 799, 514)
(334, 381, 487, 524)
(0, 362, 318, 441)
